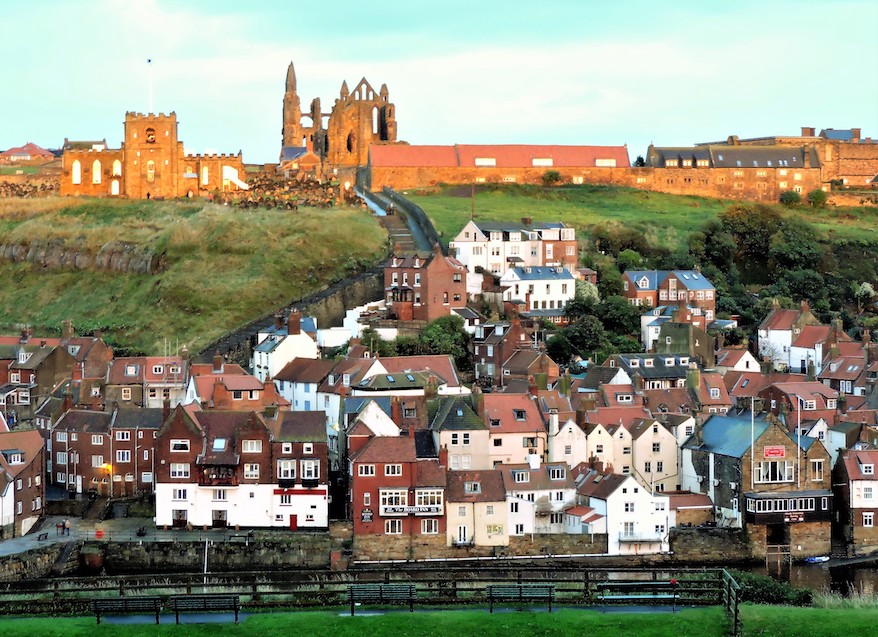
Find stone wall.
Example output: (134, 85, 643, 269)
(669, 527, 753, 563)
(0, 239, 163, 274)
(0, 544, 67, 581)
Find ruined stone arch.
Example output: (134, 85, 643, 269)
(112, 159, 122, 176)
(372, 106, 378, 135)
(92, 159, 102, 184)
(346, 131, 355, 153)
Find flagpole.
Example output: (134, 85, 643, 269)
(147, 58, 154, 113)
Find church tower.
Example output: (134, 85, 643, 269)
(281, 61, 302, 151)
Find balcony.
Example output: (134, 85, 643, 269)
(198, 468, 238, 487)
(618, 533, 663, 543)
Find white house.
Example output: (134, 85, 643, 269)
(252, 312, 318, 383)
(500, 266, 576, 319)
(498, 457, 577, 536)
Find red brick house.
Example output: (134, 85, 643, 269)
(834, 449, 878, 555)
(0, 428, 45, 537)
(384, 245, 468, 322)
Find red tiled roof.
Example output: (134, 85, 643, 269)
(666, 491, 714, 510)
(760, 308, 800, 331)
(793, 325, 831, 349)
(483, 393, 544, 433)
(275, 358, 336, 383)
(716, 349, 747, 366)
(0, 142, 53, 158)
(841, 450, 878, 481)
(584, 405, 651, 428)
(446, 469, 506, 502)
(0, 429, 44, 479)
(350, 436, 417, 463)
(370, 144, 630, 168)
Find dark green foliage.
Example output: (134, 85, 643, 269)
(732, 571, 813, 606)
(541, 170, 562, 185)
(594, 296, 643, 336)
(807, 189, 828, 208)
(780, 190, 802, 206)
(420, 314, 472, 371)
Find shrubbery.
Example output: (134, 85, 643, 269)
(732, 571, 813, 606)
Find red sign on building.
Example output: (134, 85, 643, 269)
(764, 446, 786, 458)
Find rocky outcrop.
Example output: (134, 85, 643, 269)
(0, 239, 164, 274)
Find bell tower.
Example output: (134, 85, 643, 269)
(281, 61, 303, 151)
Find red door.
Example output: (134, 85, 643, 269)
(289, 515, 298, 531)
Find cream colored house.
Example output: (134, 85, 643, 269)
(445, 470, 509, 547)
(629, 418, 680, 493)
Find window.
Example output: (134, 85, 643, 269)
(864, 464, 875, 476)
(595, 444, 604, 454)
(385, 464, 402, 476)
(278, 459, 296, 479)
(756, 461, 794, 483)
(244, 463, 259, 479)
(171, 439, 189, 452)
(242, 440, 262, 453)
(464, 481, 481, 494)
(281, 442, 292, 454)
(301, 459, 319, 480)
(564, 445, 572, 455)
(380, 489, 407, 514)
(510, 501, 519, 513)
(363, 492, 371, 506)
(514, 523, 525, 536)
(279, 494, 293, 506)
(623, 522, 635, 536)
(91, 455, 104, 468)
(172, 488, 187, 500)
(550, 513, 563, 524)
(864, 487, 873, 500)
(213, 489, 227, 501)
(657, 461, 664, 472)
(115, 450, 131, 463)
(624, 502, 635, 513)
(422, 519, 438, 534)
(864, 513, 874, 528)
(549, 467, 566, 480)
(56, 431, 68, 443)
(623, 447, 631, 455)
(652, 442, 661, 453)
(115, 431, 130, 441)
(91, 434, 103, 445)
(811, 459, 824, 482)
(170, 463, 190, 478)
(512, 470, 529, 483)
(644, 461, 652, 473)
(417, 489, 443, 508)
(358, 464, 376, 477)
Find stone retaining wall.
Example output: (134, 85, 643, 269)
(0, 240, 163, 274)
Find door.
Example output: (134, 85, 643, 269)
(457, 525, 468, 544)
(304, 400, 311, 411)
(75, 475, 82, 494)
(289, 515, 298, 531)
(212, 510, 228, 528)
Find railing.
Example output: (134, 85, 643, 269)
(721, 569, 742, 637)
(617, 533, 664, 543)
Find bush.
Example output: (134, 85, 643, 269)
(541, 170, 562, 186)
(732, 571, 813, 606)
(807, 189, 828, 208)
(780, 190, 802, 206)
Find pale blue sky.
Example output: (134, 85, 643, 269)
(2, 0, 876, 163)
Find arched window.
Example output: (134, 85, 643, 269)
(146, 160, 155, 183)
(372, 106, 378, 135)
(111, 180, 120, 196)
(92, 160, 102, 184)
(201, 166, 209, 185)
(72, 160, 81, 185)
(112, 160, 122, 176)
(346, 132, 354, 153)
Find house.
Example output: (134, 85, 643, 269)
(0, 142, 54, 164)
(654, 318, 715, 368)
(275, 358, 336, 411)
(681, 411, 832, 557)
(428, 395, 490, 471)
(252, 311, 319, 383)
(445, 469, 508, 547)
(628, 418, 679, 493)
(834, 449, 878, 555)
(500, 351, 560, 387)
(666, 491, 714, 527)
(622, 270, 716, 320)
(471, 319, 535, 387)
(384, 245, 468, 322)
(348, 434, 446, 543)
(757, 300, 822, 372)
(154, 406, 329, 529)
(759, 381, 840, 432)
(602, 353, 693, 391)
(573, 466, 671, 555)
(500, 266, 576, 324)
(0, 427, 45, 537)
(51, 406, 165, 496)
(449, 219, 578, 294)
(185, 355, 288, 411)
(499, 458, 576, 536)
(715, 349, 761, 375)
(105, 355, 189, 409)
(480, 392, 547, 467)
(0, 338, 78, 426)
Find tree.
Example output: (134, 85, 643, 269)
(419, 314, 471, 371)
(779, 190, 801, 206)
(546, 332, 574, 364)
(768, 218, 822, 273)
(634, 155, 646, 167)
(360, 327, 396, 357)
(807, 189, 828, 208)
(564, 316, 605, 356)
(854, 282, 877, 314)
(541, 170, 561, 186)
(617, 249, 644, 272)
(595, 296, 643, 337)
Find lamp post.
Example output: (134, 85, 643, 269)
(103, 463, 113, 498)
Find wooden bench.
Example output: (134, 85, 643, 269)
(36, 532, 49, 541)
(347, 583, 417, 616)
(596, 580, 679, 610)
(486, 584, 555, 613)
(92, 597, 163, 624)
(168, 594, 241, 624)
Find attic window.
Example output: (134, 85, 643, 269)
(490, 419, 501, 427)
(863, 464, 875, 476)
(710, 388, 720, 399)
(665, 358, 675, 366)
(17, 351, 28, 364)
(125, 365, 137, 376)
(212, 438, 227, 452)
(638, 277, 649, 289)
(802, 400, 816, 410)
(512, 470, 529, 483)
(464, 481, 481, 494)
(386, 375, 395, 383)
(513, 409, 526, 421)
(644, 359, 654, 367)
(617, 394, 633, 404)
(475, 157, 496, 167)
(456, 408, 464, 417)
(7, 453, 23, 464)
(153, 365, 163, 375)
(630, 360, 639, 368)
(406, 374, 415, 382)
(679, 357, 689, 365)
(68, 345, 80, 356)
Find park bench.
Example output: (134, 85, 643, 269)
(91, 596, 163, 624)
(168, 594, 241, 624)
(596, 580, 679, 610)
(36, 532, 49, 541)
(485, 584, 555, 613)
(347, 583, 417, 615)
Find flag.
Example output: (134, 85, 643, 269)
(147, 58, 152, 64)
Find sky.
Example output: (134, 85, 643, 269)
(2, 0, 876, 164)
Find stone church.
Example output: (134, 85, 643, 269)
(280, 61, 400, 173)
(60, 112, 247, 199)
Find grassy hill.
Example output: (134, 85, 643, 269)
(406, 184, 878, 246)
(0, 197, 387, 355)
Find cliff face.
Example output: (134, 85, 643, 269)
(0, 240, 164, 274)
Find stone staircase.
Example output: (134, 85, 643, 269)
(51, 539, 79, 576)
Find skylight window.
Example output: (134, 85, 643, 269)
(212, 438, 226, 451)
(406, 374, 415, 382)
(386, 375, 395, 382)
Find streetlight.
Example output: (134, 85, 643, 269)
(103, 463, 113, 498)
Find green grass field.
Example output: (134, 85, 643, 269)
(1, 605, 875, 637)
(405, 184, 878, 246)
(0, 197, 387, 354)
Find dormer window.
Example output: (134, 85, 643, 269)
(644, 359, 654, 367)
(513, 409, 526, 421)
(863, 464, 875, 476)
(169, 366, 181, 375)
(342, 374, 350, 387)
(549, 467, 566, 480)
(153, 365, 163, 375)
(617, 394, 633, 404)
(464, 481, 481, 494)
(665, 358, 675, 366)
(802, 400, 816, 411)
(679, 357, 689, 365)
(630, 360, 639, 368)
(638, 277, 649, 289)
(17, 351, 28, 364)
(512, 470, 529, 483)
(710, 388, 720, 399)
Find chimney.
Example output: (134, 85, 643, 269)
(535, 372, 548, 391)
(425, 376, 439, 399)
(527, 375, 538, 396)
(62, 391, 74, 413)
(837, 392, 846, 414)
(72, 361, 83, 382)
(40, 340, 47, 348)
(800, 299, 810, 314)
(439, 444, 448, 467)
(274, 311, 284, 331)
(472, 385, 484, 417)
(212, 352, 224, 373)
(549, 412, 559, 437)
(557, 375, 572, 397)
(62, 319, 74, 341)
(288, 310, 302, 335)
(852, 128, 861, 142)
(801, 126, 815, 137)
(408, 425, 416, 439)
(391, 396, 403, 425)
(832, 317, 843, 336)
(181, 345, 189, 361)
(686, 362, 701, 390)
(162, 397, 171, 422)
(807, 360, 816, 382)
(19, 327, 30, 344)
(521, 217, 532, 226)
(264, 404, 278, 419)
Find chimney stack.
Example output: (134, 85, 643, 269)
(852, 128, 861, 142)
(391, 396, 403, 425)
(288, 310, 301, 335)
(801, 126, 816, 137)
(439, 444, 448, 467)
(62, 391, 74, 413)
(212, 352, 223, 373)
(162, 397, 171, 422)
(472, 385, 484, 417)
(181, 345, 189, 361)
(274, 311, 284, 331)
